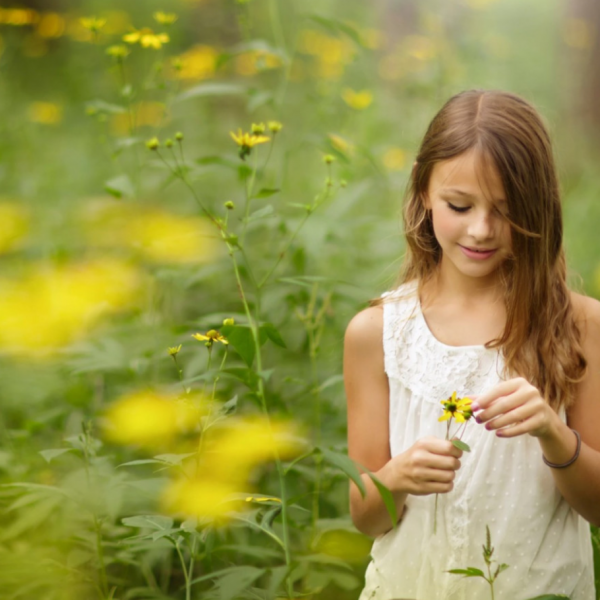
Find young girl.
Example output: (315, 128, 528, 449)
(344, 89, 600, 600)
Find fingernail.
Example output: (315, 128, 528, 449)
(471, 402, 480, 411)
(475, 416, 482, 424)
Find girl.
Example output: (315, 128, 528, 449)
(344, 90, 600, 600)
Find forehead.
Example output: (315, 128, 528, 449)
(428, 148, 505, 201)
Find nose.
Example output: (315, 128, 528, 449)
(467, 210, 494, 241)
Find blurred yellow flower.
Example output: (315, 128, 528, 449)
(0, 8, 39, 26)
(36, 13, 65, 39)
(80, 16, 106, 32)
(154, 11, 178, 25)
(161, 477, 240, 521)
(235, 50, 282, 76)
(192, 329, 228, 346)
(268, 121, 283, 134)
(28, 102, 62, 125)
(106, 44, 129, 60)
(342, 88, 373, 110)
(222, 318, 235, 327)
(123, 28, 169, 49)
(563, 18, 594, 50)
(82, 201, 219, 264)
(298, 30, 355, 80)
(0, 202, 29, 253)
(382, 147, 407, 171)
(111, 101, 166, 135)
(403, 35, 437, 61)
(171, 45, 217, 80)
(328, 133, 353, 156)
(104, 390, 202, 446)
(0, 259, 141, 356)
(168, 344, 182, 357)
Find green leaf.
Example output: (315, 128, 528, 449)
(122, 515, 174, 531)
(260, 322, 287, 348)
(253, 188, 280, 199)
(85, 99, 126, 114)
(319, 448, 366, 498)
(447, 567, 485, 578)
(525, 596, 570, 600)
(221, 325, 255, 367)
(39, 448, 74, 463)
(306, 14, 364, 46)
(451, 439, 471, 452)
(246, 204, 275, 222)
(104, 174, 134, 199)
(215, 566, 266, 600)
(174, 82, 246, 103)
(364, 469, 398, 528)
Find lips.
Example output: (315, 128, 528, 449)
(459, 245, 498, 260)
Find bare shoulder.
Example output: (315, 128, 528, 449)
(345, 304, 384, 349)
(570, 291, 600, 349)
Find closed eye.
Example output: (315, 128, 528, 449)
(447, 203, 470, 213)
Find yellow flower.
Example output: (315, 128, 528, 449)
(192, 329, 228, 347)
(104, 390, 202, 446)
(251, 122, 266, 135)
(268, 121, 283, 134)
(171, 45, 217, 80)
(153, 11, 178, 25)
(382, 147, 407, 171)
(106, 44, 129, 59)
(80, 16, 106, 32)
(438, 392, 473, 423)
(230, 129, 270, 160)
(168, 344, 182, 356)
(342, 88, 373, 110)
(0, 202, 29, 253)
(28, 102, 62, 125)
(123, 28, 169, 49)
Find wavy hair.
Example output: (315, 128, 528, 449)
(378, 89, 586, 411)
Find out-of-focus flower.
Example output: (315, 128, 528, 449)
(170, 45, 217, 80)
(154, 11, 178, 25)
(268, 121, 283, 134)
(28, 102, 62, 125)
(403, 35, 437, 61)
(111, 101, 166, 135)
(36, 13, 65, 39)
(123, 28, 169, 49)
(168, 344, 182, 357)
(224, 201, 235, 210)
(0, 8, 39, 26)
(80, 16, 106, 33)
(161, 477, 240, 522)
(146, 137, 160, 150)
(298, 29, 355, 80)
(222, 318, 235, 327)
(104, 390, 202, 446)
(251, 122, 266, 135)
(323, 154, 335, 165)
(106, 44, 129, 60)
(563, 18, 594, 50)
(382, 147, 407, 171)
(230, 129, 270, 160)
(0, 202, 29, 253)
(235, 50, 282, 76)
(0, 259, 141, 356)
(342, 89, 373, 110)
(82, 201, 219, 265)
(328, 133, 353, 157)
(192, 329, 228, 347)
(361, 28, 385, 50)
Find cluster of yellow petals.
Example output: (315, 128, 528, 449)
(438, 391, 473, 423)
(192, 329, 228, 346)
(341, 88, 373, 110)
(230, 129, 270, 149)
(123, 27, 169, 49)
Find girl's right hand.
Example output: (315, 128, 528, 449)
(387, 436, 463, 496)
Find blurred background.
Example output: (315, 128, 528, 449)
(0, 0, 599, 598)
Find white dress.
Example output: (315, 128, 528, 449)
(358, 281, 595, 600)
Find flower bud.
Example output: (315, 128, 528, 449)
(165, 139, 174, 148)
(175, 131, 184, 141)
(251, 123, 266, 135)
(146, 137, 160, 150)
(323, 154, 335, 164)
(223, 318, 235, 326)
(224, 201, 235, 210)
(268, 121, 283, 133)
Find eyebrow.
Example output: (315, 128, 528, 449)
(440, 188, 507, 203)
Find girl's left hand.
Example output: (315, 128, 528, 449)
(471, 377, 560, 439)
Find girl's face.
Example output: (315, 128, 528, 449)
(424, 148, 512, 286)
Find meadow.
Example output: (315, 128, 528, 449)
(0, 0, 598, 598)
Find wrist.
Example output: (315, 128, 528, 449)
(538, 417, 579, 467)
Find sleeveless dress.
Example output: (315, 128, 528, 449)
(358, 281, 595, 600)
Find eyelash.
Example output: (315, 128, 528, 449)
(447, 203, 469, 213)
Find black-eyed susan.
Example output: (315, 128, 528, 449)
(192, 329, 228, 347)
(439, 392, 473, 423)
(230, 129, 270, 160)
(123, 28, 169, 49)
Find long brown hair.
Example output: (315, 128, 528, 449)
(381, 89, 586, 411)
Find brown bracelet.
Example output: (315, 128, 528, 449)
(542, 429, 581, 469)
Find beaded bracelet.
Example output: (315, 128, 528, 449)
(542, 429, 581, 469)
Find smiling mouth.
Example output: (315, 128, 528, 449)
(462, 246, 497, 253)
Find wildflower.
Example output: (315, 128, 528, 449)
(439, 392, 473, 423)
(106, 44, 129, 60)
(230, 129, 270, 161)
(28, 102, 62, 125)
(342, 88, 373, 110)
(383, 148, 407, 171)
(168, 344, 182, 357)
(103, 390, 200, 446)
(192, 329, 228, 347)
(268, 120, 283, 134)
(80, 16, 106, 33)
(153, 11, 178, 25)
(171, 45, 217, 80)
(222, 318, 235, 327)
(251, 122, 266, 135)
(123, 28, 169, 49)
(146, 137, 160, 150)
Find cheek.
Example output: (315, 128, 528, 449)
(431, 209, 459, 241)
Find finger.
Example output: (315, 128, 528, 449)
(473, 377, 524, 410)
(422, 455, 461, 471)
(476, 392, 529, 424)
(494, 417, 539, 438)
(427, 440, 463, 458)
(484, 404, 536, 431)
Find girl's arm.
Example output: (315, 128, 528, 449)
(344, 306, 462, 537)
(473, 294, 600, 527)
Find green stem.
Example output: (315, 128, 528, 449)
(241, 150, 259, 245)
(174, 538, 189, 593)
(187, 534, 198, 600)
